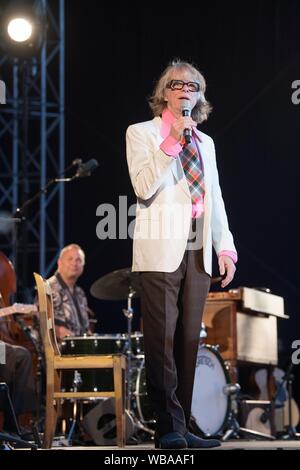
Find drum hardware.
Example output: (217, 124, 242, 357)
(221, 384, 276, 441)
(122, 290, 155, 439)
(130, 357, 155, 429)
(64, 371, 84, 445)
(90, 268, 140, 409)
(66, 400, 78, 445)
(199, 321, 207, 341)
(90, 268, 154, 440)
(122, 286, 135, 411)
(223, 383, 241, 396)
(72, 370, 83, 391)
(239, 400, 275, 437)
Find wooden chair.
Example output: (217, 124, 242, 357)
(33, 272, 126, 449)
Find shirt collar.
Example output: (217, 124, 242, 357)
(55, 271, 77, 293)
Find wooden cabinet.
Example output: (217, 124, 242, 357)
(203, 297, 278, 368)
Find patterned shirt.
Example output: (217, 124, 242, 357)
(47, 272, 90, 337)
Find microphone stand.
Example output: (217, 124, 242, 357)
(1, 161, 90, 427)
(10, 161, 87, 301)
(15, 163, 84, 221)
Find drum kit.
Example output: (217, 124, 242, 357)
(60, 268, 273, 444)
(60, 268, 154, 443)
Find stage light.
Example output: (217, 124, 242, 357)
(7, 17, 33, 43)
(0, 3, 44, 59)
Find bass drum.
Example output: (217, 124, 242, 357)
(191, 344, 230, 437)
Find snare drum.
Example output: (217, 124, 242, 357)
(121, 332, 144, 357)
(191, 344, 230, 436)
(131, 357, 155, 425)
(60, 335, 126, 392)
(61, 334, 126, 355)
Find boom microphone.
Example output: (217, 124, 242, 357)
(75, 159, 99, 178)
(72, 158, 83, 166)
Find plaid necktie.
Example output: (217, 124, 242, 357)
(179, 138, 205, 206)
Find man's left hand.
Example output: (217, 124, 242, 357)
(218, 255, 236, 288)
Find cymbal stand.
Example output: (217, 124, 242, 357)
(122, 288, 154, 441)
(66, 371, 82, 445)
(122, 287, 135, 411)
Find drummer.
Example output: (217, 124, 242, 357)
(47, 244, 93, 343)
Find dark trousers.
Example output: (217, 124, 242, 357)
(0, 344, 36, 418)
(140, 249, 210, 437)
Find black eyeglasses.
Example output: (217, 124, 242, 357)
(166, 80, 200, 92)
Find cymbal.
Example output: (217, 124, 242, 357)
(90, 268, 141, 301)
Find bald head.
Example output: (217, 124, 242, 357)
(57, 244, 85, 286)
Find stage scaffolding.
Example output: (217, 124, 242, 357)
(0, 0, 65, 298)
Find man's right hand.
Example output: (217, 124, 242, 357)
(169, 116, 197, 141)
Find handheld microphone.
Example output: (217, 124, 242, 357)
(181, 99, 192, 144)
(75, 158, 99, 178)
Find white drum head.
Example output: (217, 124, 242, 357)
(191, 345, 229, 436)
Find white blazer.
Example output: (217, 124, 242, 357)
(126, 116, 236, 275)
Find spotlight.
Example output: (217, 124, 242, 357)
(7, 17, 33, 43)
(0, 3, 44, 59)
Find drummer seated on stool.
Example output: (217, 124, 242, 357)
(46, 244, 94, 344)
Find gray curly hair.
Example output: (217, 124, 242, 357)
(59, 243, 85, 264)
(148, 59, 212, 124)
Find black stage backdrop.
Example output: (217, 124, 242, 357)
(56, 0, 300, 399)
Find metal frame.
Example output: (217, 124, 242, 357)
(0, 0, 65, 288)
